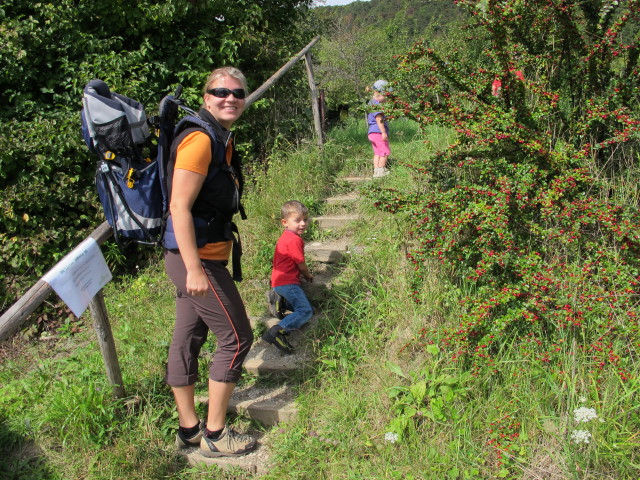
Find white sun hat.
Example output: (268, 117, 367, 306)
(373, 79, 392, 93)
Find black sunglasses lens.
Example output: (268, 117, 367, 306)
(231, 89, 246, 99)
(208, 88, 246, 99)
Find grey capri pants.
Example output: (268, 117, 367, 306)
(164, 250, 253, 385)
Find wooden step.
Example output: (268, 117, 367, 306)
(313, 214, 361, 229)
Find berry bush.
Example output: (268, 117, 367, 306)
(369, 0, 640, 376)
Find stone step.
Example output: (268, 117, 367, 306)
(179, 432, 269, 475)
(243, 329, 311, 376)
(303, 275, 331, 302)
(326, 192, 359, 205)
(250, 310, 321, 330)
(196, 384, 298, 426)
(305, 238, 349, 263)
(339, 176, 368, 183)
(313, 214, 361, 229)
(229, 384, 297, 425)
(249, 315, 280, 330)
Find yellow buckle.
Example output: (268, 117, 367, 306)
(126, 168, 135, 188)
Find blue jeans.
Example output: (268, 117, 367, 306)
(274, 284, 313, 332)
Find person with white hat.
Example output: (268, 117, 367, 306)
(367, 79, 392, 178)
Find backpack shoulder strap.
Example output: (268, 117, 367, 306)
(174, 116, 220, 152)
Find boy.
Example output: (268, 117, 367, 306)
(263, 201, 314, 354)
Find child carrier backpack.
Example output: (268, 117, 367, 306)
(81, 79, 245, 280)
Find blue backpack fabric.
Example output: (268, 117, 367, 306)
(81, 79, 173, 245)
(80, 80, 221, 243)
(81, 79, 245, 280)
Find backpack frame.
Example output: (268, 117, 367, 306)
(81, 80, 219, 247)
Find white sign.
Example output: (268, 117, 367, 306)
(43, 237, 112, 317)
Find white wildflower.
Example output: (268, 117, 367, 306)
(571, 429, 592, 444)
(578, 395, 587, 403)
(573, 407, 598, 423)
(384, 432, 399, 444)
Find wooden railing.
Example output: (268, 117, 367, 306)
(0, 36, 323, 397)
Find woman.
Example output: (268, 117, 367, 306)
(164, 67, 256, 457)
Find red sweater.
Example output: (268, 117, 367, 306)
(271, 229, 305, 287)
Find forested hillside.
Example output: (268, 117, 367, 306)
(311, 0, 468, 110)
(314, 0, 463, 34)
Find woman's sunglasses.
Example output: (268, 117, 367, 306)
(206, 88, 247, 99)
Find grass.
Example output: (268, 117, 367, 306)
(2, 116, 640, 479)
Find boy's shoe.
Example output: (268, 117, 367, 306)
(266, 289, 284, 319)
(200, 426, 257, 457)
(175, 420, 205, 448)
(277, 296, 289, 319)
(261, 325, 294, 354)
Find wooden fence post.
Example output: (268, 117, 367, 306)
(319, 89, 327, 135)
(305, 51, 324, 148)
(88, 289, 125, 398)
(0, 221, 126, 399)
(245, 36, 320, 108)
(0, 221, 112, 342)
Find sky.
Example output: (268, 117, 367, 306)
(314, 0, 370, 6)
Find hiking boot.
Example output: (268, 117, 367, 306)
(266, 289, 284, 319)
(175, 420, 205, 448)
(200, 426, 257, 457)
(261, 325, 294, 354)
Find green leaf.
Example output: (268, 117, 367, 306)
(387, 386, 408, 398)
(409, 381, 427, 404)
(426, 344, 440, 355)
(386, 361, 406, 378)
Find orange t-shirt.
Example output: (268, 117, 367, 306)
(174, 131, 232, 260)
